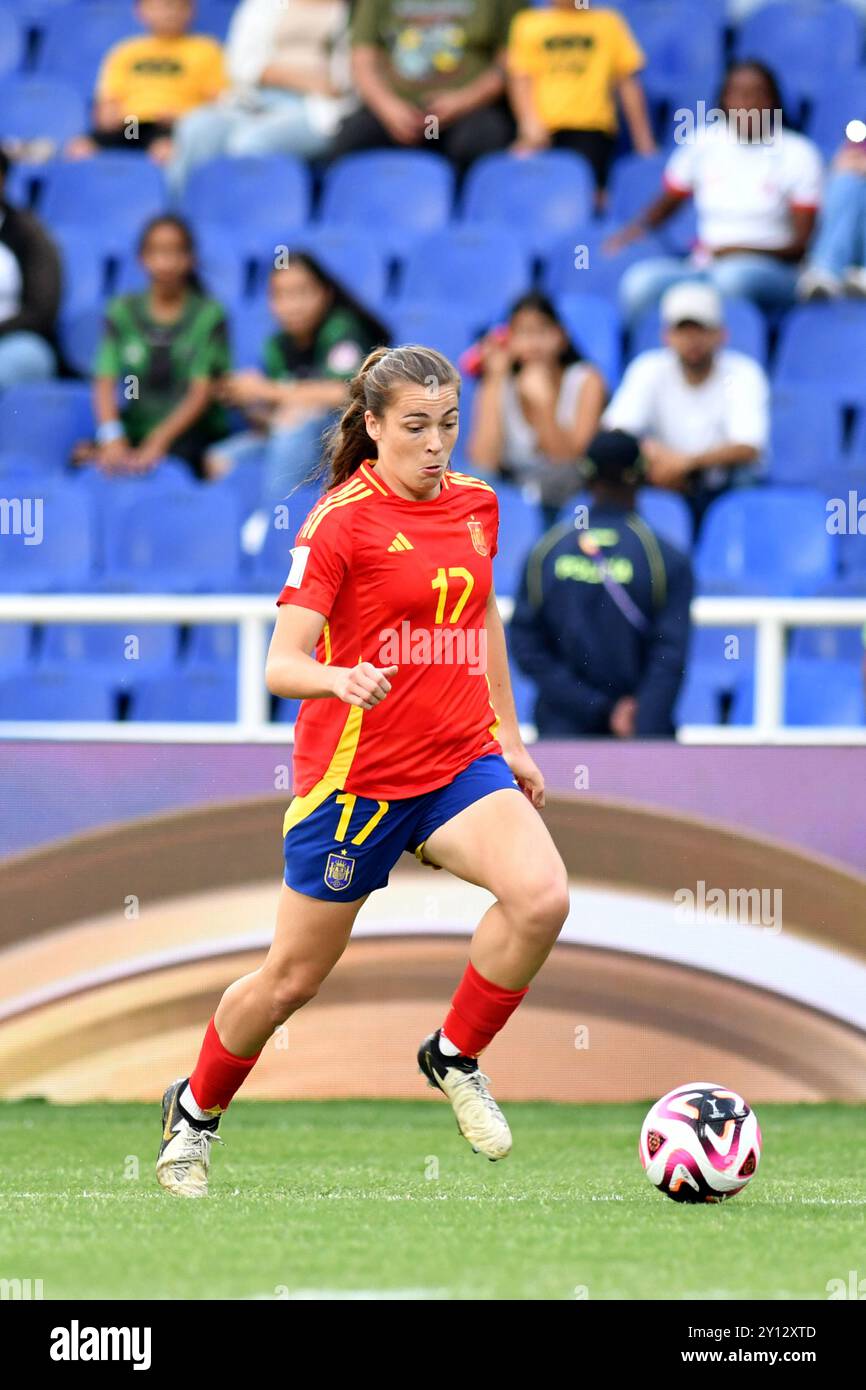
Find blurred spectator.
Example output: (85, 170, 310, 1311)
(604, 282, 768, 533)
(507, 1, 655, 196)
(332, 0, 520, 172)
(798, 135, 866, 300)
(510, 429, 693, 738)
(68, 0, 227, 165)
(0, 150, 60, 390)
(78, 216, 229, 477)
(206, 252, 388, 515)
(608, 62, 822, 321)
(170, 0, 355, 191)
(467, 292, 607, 525)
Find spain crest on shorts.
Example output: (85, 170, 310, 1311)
(324, 850, 355, 891)
(467, 516, 488, 556)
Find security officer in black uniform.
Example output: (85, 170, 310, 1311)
(509, 429, 693, 737)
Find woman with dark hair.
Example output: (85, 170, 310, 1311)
(607, 61, 823, 322)
(467, 291, 606, 524)
(89, 215, 230, 476)
(156, 344, 569, 1197)
(207, 251, 389, 516)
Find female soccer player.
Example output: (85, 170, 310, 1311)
(157, 345, 570, 1197)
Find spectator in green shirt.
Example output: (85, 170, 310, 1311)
(88, 215, 230, 477)
(207, 251, 388, 536)
(332, 0, 521, 173)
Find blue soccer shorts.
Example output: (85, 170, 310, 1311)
(282, 752, 522, 902)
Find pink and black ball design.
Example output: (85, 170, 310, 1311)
(639, 1082, 762, 1203)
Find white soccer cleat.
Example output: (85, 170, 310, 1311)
(417, 1030, 512, 1161)
(156, 1078, 224, 1198)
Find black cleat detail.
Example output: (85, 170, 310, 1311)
(417, 1029, 479, 1095)
(158, 1076, 218, 1164)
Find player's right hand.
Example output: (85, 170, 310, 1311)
(332, 663, 398, 710)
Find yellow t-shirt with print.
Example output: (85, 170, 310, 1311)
(97, 35, 227, 122)
(507, 6, 644, 135)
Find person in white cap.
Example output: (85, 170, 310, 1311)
(602, 281, 769, 532)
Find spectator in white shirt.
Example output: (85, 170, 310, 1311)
(168, 0, 356, 194)
(603, 282, 769, 532)
(607, 62, 822, 323)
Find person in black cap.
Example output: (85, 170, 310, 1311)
(509, 429, 693, 738)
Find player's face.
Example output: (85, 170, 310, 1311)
(722, 68, 774, 119)
(140, 223, 194, 290)
(138, 0, 192, 38)
(666, 321, 723, 369)
(365, 383, 460, 493)
(508, 308, 567, 366)
(269, 266, 332, 340)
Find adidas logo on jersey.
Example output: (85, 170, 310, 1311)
(387, 533, 414, 552)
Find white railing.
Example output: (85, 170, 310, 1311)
(0, 594, 864, 744)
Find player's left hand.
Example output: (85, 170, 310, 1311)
(502, 743, 545, 809)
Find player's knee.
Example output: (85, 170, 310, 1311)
(268, 974, 319, 1023)
(517, 865, 570, 936)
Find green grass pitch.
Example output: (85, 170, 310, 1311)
(1, 1099, 864, 1300)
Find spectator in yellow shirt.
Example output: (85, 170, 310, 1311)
(507, 1, 655, 198)
(67, 0, 226, 165)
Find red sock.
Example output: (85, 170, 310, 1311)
(187, 1016, 262, 1115)
(442, 960, 529, 1057)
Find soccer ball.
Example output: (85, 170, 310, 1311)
(639, 1081, 762, 1203)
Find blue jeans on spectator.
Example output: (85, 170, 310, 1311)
(215, 410, 337, 509)
(169, 91, 334, 195)
(0, 331, 55, 389)
(805, 171, 866, 278)
(619, 254, 799, 324)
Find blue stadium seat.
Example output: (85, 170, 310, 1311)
(768, 386, 844, 485)
(674, 665, 724, 725)
(0, 381, 93, 465)
(184, 623, 238, 668)
(52, 227, 109, 315)
(247, 484, 324, 593)
(790, 620, 866, 663)
(605, 155, 698, 257)
(228, 300, 273, 369)
(79, 461, 195, 565)
(0, 76, 86, 144)
(838, 526, 866, 576)
(58, 304, 104, 377)
(0, 623, 34, 673)
(0, 479, 95, 592)
(259, 227, 390, 313)
(319, 151, 455, 258)
(36, 1, 143, 94)
(735, 2, 863, 104)
(806, 71, 866, 157)
(39, 622, 179, 686)
(686, 625, 756, 692)
(101, 487, 242, 592)
(273, 695, 301, 724)
(552, 293, 622, 387)
(785, 658, 865, 725)
(629, 296, 767, 364)
(129, 669, 238, 722)
(541, 224, 670, 300)
(193, 0, 236, 41)
(41, 157, 167, 253)
(398, 225, 532, 323)
(0, 6, 23, 79)
(385, 303, 475, 364)
(460, 151, 595, 255)
(492, 480, 547, 598)
(181, 156, 311, 237)
(774, 304, 866, 406)
(0, 668, 115, 720)
(627, 1, 724, 103)
(696, 487, 837, 595)
(0, 453, 45, 481)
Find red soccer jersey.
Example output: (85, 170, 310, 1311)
(275, 459, 503, 798)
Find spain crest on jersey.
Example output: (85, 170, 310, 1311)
(324, 850, 355, 891)
(467, 517, 488, 556)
